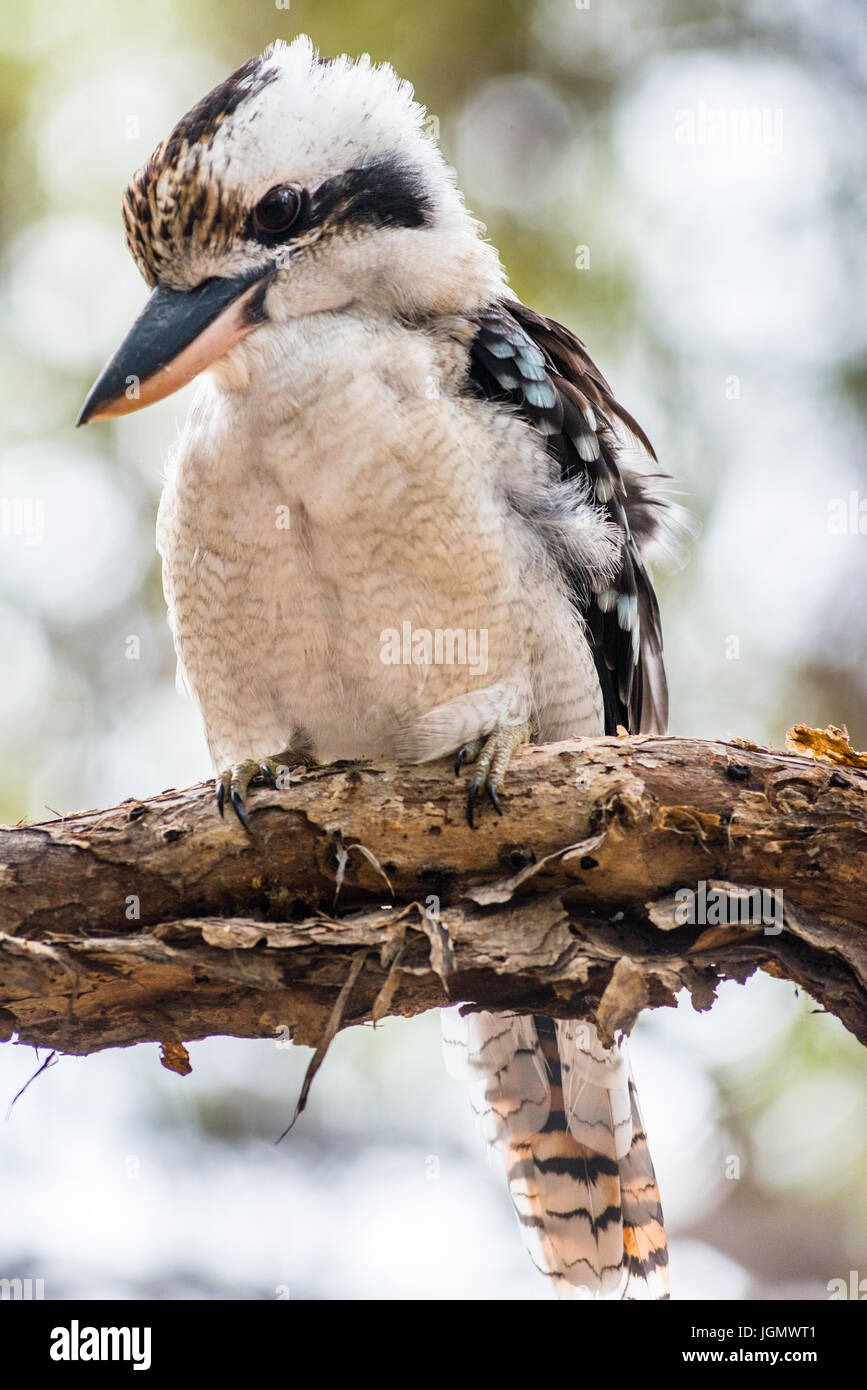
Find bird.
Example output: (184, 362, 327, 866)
(78, 35, 675, 1299)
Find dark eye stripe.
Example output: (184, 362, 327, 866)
(242, 157, 433, 250)
(311, 159, 433, 231)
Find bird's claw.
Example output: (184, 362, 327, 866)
(454, 739, 484, 776)
(455, 721, 535, 828)
(215, 749, 308, 830)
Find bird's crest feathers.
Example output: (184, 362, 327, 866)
(122, 36, 474, 292)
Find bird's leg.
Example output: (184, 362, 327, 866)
(216, 746, 314, 831)
(454, 719, 536, 828)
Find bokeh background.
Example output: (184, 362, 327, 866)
(2, 0, 866, 1300)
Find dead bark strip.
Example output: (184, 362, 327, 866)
(1, 732, 865, 1059)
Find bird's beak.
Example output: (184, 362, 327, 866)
(76, 266, 274, 425)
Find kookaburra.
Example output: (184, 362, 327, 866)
(79, 36, 672, 1299)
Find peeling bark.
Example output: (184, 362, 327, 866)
(0, 731, 865, 1060)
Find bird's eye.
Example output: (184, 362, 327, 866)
(251, 186, 302, 238)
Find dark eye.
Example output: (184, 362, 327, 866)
(251, 186, 302, 238)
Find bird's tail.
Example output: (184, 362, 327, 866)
(442, 1007, 669, 1299)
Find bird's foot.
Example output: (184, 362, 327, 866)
(215, 748, 312, 831)
(454, 719, 536, 828)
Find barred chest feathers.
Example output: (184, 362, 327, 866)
(156, 311, 609, 770)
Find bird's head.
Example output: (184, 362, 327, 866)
(78, 36, 503, 424)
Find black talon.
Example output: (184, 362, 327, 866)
(488, 784, 502, 816)
(216, 779, 225, 817)
(455, 745, 470, 776)
(260, 762, 277, 786)
(466, 778, 481, 829)
(229, 785, 250, 831)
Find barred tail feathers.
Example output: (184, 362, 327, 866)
(618, 1069, 670, 1299)
(442, 1007, 669, 1299)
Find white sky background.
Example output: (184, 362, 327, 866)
(0, 0, 865, 1300)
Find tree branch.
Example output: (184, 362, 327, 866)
(1, 730, 866, 1061)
